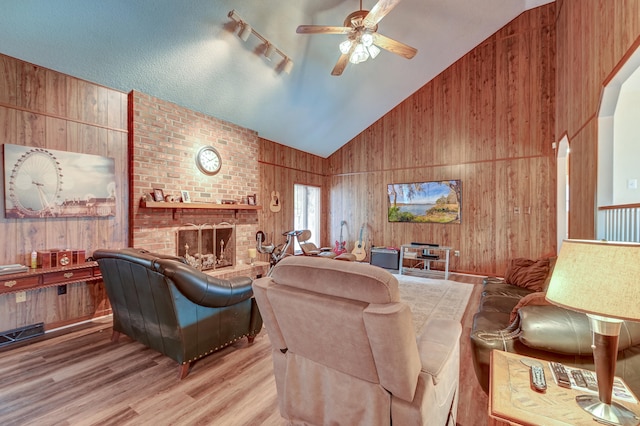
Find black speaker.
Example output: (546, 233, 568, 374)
(370, 247, 399, 270)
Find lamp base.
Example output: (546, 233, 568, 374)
(576, 395, 640, 426)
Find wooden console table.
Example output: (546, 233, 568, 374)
(0, 262, 102, 295)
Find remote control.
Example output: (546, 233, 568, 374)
(571, 370, 587, 388)
(530, 365, 547, 392)
(550, 362, 572, 388)
(582, 370, 599, 391)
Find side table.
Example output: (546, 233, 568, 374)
(489, 350, 640, 426)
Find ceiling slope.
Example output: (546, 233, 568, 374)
(0, 0, 553, 157)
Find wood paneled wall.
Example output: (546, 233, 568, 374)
(0, 54, 128, 330)
(555, 0, 640, 239)
(327, 5, 557, 276)
(258, 139, 327, 259)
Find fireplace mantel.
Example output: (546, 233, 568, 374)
(140, 201, 261, 219)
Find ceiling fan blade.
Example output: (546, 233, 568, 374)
(331, 53, 350, 76)
(363, 0, 402, 28)
(331, 39, 359, 76)
(296, 25, 352, 35)
(372, 32, 417, 59)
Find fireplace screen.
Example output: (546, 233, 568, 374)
(176, 224, 235, 271)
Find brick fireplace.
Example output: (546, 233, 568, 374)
(129, 91, 260, 269)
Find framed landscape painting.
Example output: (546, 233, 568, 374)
(387, 180, 461, 224)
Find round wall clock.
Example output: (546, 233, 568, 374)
(195, 145, 222, 176)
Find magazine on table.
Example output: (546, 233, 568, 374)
(548, 362, 638, 404)
(0, 264, 29, 275)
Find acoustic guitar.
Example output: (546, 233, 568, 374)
(269, 190, 281, 212)
(351, 224, 366, 261)
(333, 220, 347, 255)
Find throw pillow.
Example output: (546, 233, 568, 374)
(509, 291, 552, 323)
(504, 257, 550, 292)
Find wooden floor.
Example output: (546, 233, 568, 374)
(0, 273, 487, 426)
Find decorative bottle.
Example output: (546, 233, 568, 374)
(31, 250, 37, 269)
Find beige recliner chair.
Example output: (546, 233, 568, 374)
(252, 256, 461, 425)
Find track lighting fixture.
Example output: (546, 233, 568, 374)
(228, 10, 293, 74)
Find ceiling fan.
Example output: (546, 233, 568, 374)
(296, 0, 417, 76)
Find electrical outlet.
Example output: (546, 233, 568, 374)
(454, 250, 460, 257)
(15, 291, 26, 303)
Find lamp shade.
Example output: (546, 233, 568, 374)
(545, 239, 640, 322)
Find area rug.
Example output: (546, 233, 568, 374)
(396, 274, 474, 334)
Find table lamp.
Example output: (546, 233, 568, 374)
(545, 239, 640, 426)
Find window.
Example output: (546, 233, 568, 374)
(294, 184, 321, 252)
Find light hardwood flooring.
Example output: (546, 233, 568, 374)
(0, 273, 487, 425)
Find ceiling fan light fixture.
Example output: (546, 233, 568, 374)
(339, 40, 353, 54)
(367, 44, 381, 59)
(350, 43, 369, 64)
(361, 33, 374, 47)
(295, 0, 417, 75)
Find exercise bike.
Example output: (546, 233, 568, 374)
(256, 229, 303, 274)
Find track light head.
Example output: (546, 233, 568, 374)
(264, 43, 275, 61)
(283, 58, 294, 74)
(238, 23, 252, 42)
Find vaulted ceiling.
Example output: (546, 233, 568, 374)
(0, 0, 553, 157)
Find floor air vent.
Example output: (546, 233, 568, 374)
(0, 322, 45, 348)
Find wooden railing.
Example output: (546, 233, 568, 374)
(598, 203, 640, 242)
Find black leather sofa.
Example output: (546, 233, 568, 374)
(470, 274, 640, 396)
(94, 248, 263, 379)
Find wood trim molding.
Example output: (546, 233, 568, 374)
(602, 35, 640, 88)
(598, 203, 640, 211)
(0, 101, 128, 133)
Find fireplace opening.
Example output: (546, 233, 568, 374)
(177, 223, 235, 271)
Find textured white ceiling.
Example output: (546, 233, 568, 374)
(0, 0, 553, 157)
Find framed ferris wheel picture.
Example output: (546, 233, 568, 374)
(3, 144, 117, 219)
